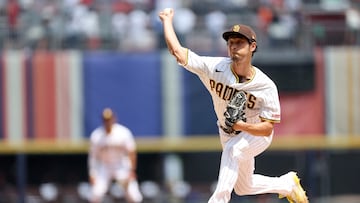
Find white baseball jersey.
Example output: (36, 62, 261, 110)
(182, 50, 296, 203)
(88, 123, 143, 203)
(183, 49, 281, 128)
(89, 123, 136, 172)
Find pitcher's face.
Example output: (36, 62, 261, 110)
(227, 37, 256, 61)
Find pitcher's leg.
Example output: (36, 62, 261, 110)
(234, 158, 293, 196)
(208, 147, 239, 203)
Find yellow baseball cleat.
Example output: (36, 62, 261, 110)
(279, 172, 309, 203)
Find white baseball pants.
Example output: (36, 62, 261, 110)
(208, 129, 295, 203)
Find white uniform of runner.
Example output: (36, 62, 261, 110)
(89, 121, 143, 203)
(183, 50, 298, 202)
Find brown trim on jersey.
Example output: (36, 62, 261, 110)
(246, 66, 256, 83)
(230, 64, 256, 83)
(260, 117, 280, 123)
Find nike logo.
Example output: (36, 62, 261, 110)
(215, 69, 223, 72)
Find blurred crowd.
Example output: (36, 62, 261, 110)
(0, 0, 359, 52)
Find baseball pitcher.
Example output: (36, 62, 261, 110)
(159, 8, 308, 203)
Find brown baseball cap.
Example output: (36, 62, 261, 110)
(222, 24, 257, 42)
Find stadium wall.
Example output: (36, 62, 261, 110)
(1, 47, 360, 146)
(0, 48, 330, 142)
